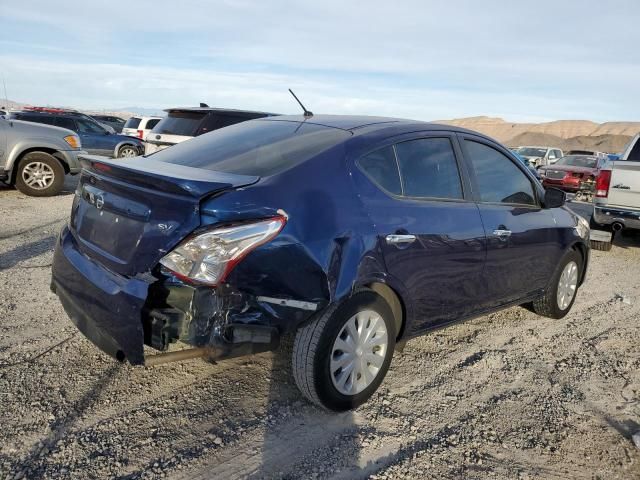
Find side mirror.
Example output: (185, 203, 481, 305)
(544, 187, 566, 208)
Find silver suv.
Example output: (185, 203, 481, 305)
(0, 117, 84, 196)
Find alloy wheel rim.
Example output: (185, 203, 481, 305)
(22, 162, 55, 190)
(120, 147, 137, 157)
(557, 261, 578, 310)
(330, 309, 388, 396)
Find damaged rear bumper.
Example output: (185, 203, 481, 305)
(51, 226, 316, 365)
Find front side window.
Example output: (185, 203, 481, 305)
(465, 140, 536, 206)
(395, 138, 463, 199)
(55, 117, 77, 131)
(357, 146, 402, 195)
(76, 118, 106, 134)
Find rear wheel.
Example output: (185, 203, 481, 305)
(589, 216, 614, 251)
(292, 290, 396, 411)
(118, 145, 139, 158)
(533, 249, 582, 319)
(15, 152, 65, 197)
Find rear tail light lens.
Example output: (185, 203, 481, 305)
(595, 170, 612, 197)
(159, 216, 286, 286)
(137, 129, 144, 139)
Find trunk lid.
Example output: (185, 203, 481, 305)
(71, 155, 259, 276)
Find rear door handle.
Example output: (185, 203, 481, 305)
(386, 234, 417, 245)
(493, 229, 512, 239)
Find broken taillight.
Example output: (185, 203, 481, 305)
(159, 216, 286, 286)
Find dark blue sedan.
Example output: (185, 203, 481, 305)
(51, 115, 590, 411)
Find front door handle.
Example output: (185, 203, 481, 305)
(386, 234, 417, 245)
(493, 229, 512, 239)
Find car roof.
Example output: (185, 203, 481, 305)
(165, 107, 278, 116)
(258, 114, 485, 136)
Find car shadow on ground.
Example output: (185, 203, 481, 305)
(2, 365, 122, 477)
(0, 235, 56, 269)
(0, 174, 79, 197)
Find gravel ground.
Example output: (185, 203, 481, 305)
(0, 176, 639, 479)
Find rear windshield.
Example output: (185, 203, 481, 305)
(152, 111, 207, 136)
(124, 117, 141, 129)
(555, 155, 598, 168)
(517, 147, 547, 157)
(152, 120, 351, 177)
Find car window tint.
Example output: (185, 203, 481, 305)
(465, 140, 536, 206)
(628, 139, 640, 161)
(153, 120, 350, 177)
(145, 119, 160, 130)
(55, 117, 77, 131)
(18, 114, 55, 126)
(154, 111, 206, 136)
(394, 138, 463, 199)
(76, 118, 105, 134)
(124, 117, 141, 129)
(357, 146, 402, 195)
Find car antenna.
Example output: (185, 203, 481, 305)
(200, 102, 209, 107)
(288, 89, 313, 117)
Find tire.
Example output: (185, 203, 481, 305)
(589, 216, 614, 251)
(532, 249, 582, 319)
(292, 290, 396, 411)
(590, 239, 613, 251)
(117, 145, 139, 158)
(14, 152, 65, 197)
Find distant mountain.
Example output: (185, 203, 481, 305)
(436, 116, 640, 153)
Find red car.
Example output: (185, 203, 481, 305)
(539, 155, 604, 192)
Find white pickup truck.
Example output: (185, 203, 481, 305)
(590, 133, 640, 251)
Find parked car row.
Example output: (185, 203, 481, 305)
(589, 133, 640, 251)
(7, 107, 144, 158)
(513, 146, 564, 168)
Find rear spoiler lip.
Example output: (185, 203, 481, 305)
(78, 154, 260, 198)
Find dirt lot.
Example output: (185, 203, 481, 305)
(0, 178, 639, 480)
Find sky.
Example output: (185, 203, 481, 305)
(0, 0, 638, 122)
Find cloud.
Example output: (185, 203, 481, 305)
(1, 0, 638, 122)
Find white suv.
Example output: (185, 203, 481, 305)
(122, 116, 162, 140)
(144, 107, 276, 155)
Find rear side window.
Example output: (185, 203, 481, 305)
(357, 146, 402, 195)
(17, 114, 55, 126)
(196, 114, 253, 136)
(153, 120, 350, 177)
(76, 118, 106, 134)
(145, 118, 160, 130)
(395, 138, 463, 199)
(153, 111, 206, 136)
(464, 140, 536, 206)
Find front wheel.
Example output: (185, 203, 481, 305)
(533, 249, 582, 319)
(292, 290, 396, 411)
(14, 152, 65, 197)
